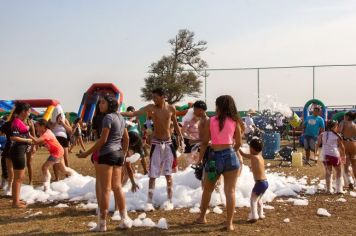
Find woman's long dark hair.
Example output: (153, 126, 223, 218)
(10, 102, 31, 121)
(325, 120, 341, 142)
(102, 94, 119, 114)
(36, 118, 50, 129)
(215, 95, 244, 132)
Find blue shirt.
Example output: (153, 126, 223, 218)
(304, 115, 325, 137)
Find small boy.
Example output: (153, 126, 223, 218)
(239, 137, 269, 222)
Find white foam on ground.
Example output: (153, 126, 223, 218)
(263, 205, 275, 210)
(133, 218, 143, 227)
(25, 211, 43, 218)
(213, 206, 223, 214)
(286, 198, 309, 206)
(142, 218, 156, 227)
(156, 218, 169, 229)
(111, 211, 121, 221)
(189, 207, 200, 213)
(55, 203, 69, 208)
(336, 198, 347, 203)
(283, 218, 290, 223)
(87, 222, 97, 228)
(18, 164, 311, 212)
(317, 208, 331, 217)
(305, 186, 317, 195)
(138, 213, 146, 219)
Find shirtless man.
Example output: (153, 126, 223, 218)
(121, 88, 183, 211)
(338, 111, 356, 189)
(239, 137, 269, 222)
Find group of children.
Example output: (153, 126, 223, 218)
(0, 97, 355, 232)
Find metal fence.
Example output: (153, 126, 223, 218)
(196, 64, 356, 111)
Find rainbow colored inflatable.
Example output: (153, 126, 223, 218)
(78, 83, 124, 122)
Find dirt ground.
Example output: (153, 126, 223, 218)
(1, 142, 356, 236)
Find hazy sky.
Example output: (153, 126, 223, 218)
(0, 0, 355, 112)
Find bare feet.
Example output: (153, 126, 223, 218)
(194, 217, 207, 224)
(225, 224, 235, 231)
(12, 202, 27, 208)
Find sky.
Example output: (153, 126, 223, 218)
(0, 0, 355, 112)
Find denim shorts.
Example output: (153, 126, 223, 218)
(304, 135, 317, 151)
(47, 156, 62, 163)
(204, 148, 240, 175)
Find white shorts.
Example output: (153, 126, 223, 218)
(149, 139, 175, 178)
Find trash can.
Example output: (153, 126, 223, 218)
(262, 132, 280, 159)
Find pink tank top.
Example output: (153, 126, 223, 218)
(210, 116, 236, 145)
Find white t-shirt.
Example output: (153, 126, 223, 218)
(244, 116, 255, 134)
(320, 131, 340, 159)
(52, 123, 67, 138)
(276, 116, 284, 127)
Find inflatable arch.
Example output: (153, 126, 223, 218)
(78, 83, 124, 123)
(7, 99, 62, 121)
(332, 111, 346, 123)
(303, 99, 327, 120)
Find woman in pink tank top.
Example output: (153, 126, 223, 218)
(196, 95, 244, 231)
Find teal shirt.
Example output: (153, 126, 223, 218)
(304, 115, 325, 137)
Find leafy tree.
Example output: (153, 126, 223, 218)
(141, 29, 208, 104)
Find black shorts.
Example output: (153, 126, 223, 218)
(98, 150, 124, 166)
(1, 145, 11, 159)
(184, 138, 199, 153)
(56, 136, 69, 148)
(9, 144, 27, 170)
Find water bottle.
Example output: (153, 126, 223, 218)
(207, 160, 217, 181)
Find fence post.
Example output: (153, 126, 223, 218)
(312, 66, 315, 99)
(257, 68, 260, 111)
(204, 70, 207, 103)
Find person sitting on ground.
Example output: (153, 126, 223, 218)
(239, 137, 269, 222)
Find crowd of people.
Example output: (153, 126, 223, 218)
(0, 88, 355, 232)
